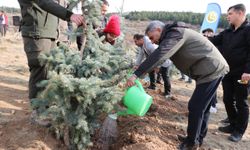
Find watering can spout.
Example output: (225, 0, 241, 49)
(117, 109, 136, 116)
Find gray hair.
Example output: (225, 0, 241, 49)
(145, 20, 165, 34)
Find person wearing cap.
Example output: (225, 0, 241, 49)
(18, 0, 85, 127)
(99, 15, 120, 45)
(209, 4, 250, 142)
(201, 28, 218, 114)
(202, 28, 214, 38)
(126, 21, 229, 149)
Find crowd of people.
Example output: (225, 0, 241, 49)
(15, 0, 249, 149)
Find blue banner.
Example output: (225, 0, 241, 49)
(200, 3, 221, 33)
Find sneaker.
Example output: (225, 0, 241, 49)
(30, 110, 52, 127)
(179, 77, 185, 81)
(220, 118, 230, 124)
(177, 135, 203, 147)
(147, 85, 156, 90)
(218, 125, 234, 134)
(209, 106, 217, 113)
(186, 80, 192, 84)
(228, 131, 243, 142)
(165, 94, 172, 99)
(177, 134, 187, 142)
(179, 141, 199, 150)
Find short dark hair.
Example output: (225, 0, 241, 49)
(202, 28, 214, 33)
(228, 4, 246, 13)
(101, 0, 109, 6)
(133, 34, 144, 40)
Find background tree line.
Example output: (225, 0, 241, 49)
(124, 11, 250, 28)
(0, 6, 20, 14)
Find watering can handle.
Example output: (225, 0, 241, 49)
(135, 79, 145, 93)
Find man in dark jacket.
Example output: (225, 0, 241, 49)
(126, 21, 229, 149)
(209, 4, 250, 142)
(18, 0, 84, 126)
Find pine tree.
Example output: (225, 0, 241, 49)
(31, 0, 133, 149)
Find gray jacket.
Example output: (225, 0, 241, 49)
(134, 23, 229, 84)
(135, 36, 172, 68)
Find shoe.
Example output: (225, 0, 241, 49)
(209, 106, 217, 113)
(147, 85, 156, 90)
(177, 135, 202, 147)
(228, 131, 243, 142)
(179, 141, 199, 150)
(177, 134, 187, 142)
(220, 118, 230, 124)
(30, 110, 52, 127)
(179, 77, 185, 81)
(186, 80, 192, 84)
(165, 94, 172, 99)
(156, 80, 163, 84)
(218, 125, 234, 134)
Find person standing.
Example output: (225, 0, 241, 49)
(126, 21, 229, 149)
(209, 4, 250, 142)
(202, 28, 218, 114)
(0, 11, 4, 37)
(18, 0, 85, 126)
(1, 11, 8, 36)
(133, 34, 172, 98)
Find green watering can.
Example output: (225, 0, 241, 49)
(117, 80, 153, 116)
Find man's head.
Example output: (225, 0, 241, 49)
(145, 21, 165, 44)
(133, 34, 144, 47)
(202, 28, 214, 37)
(227, 4, 246, 26)
(101, 0, 109, 16)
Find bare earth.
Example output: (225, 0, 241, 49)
(0, 28, 249, 150)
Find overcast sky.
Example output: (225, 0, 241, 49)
(1, 0, 250, 14)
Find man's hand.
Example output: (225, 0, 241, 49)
(154, 67, 160, 73)
(241, 73, 250, 82)
(126, 75, 137, 87)
(133, 65, 139, 70)
(70, 14, 85, 26)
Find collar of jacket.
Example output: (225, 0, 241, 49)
(229, 18, 250, 31)
(159, 21, 187, 44)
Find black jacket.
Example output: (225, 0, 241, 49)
(209, 19, 250, 77)
(134, 22, 229, 84)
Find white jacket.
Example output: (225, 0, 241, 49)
(135, 36, 172, 68)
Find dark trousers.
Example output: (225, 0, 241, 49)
(23, 37, 56, 99)
(222, 76, 249, 134)
(148, 66, 171, 95)
(3, 24, 7, 36)
(76, 35, 83, 50)
(187, 77, 222, 145)
(0, 24, 3, 36)
(149, 70, 156, 87)
(161, 66, 171, 95)
(156, 72, 161, 82)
